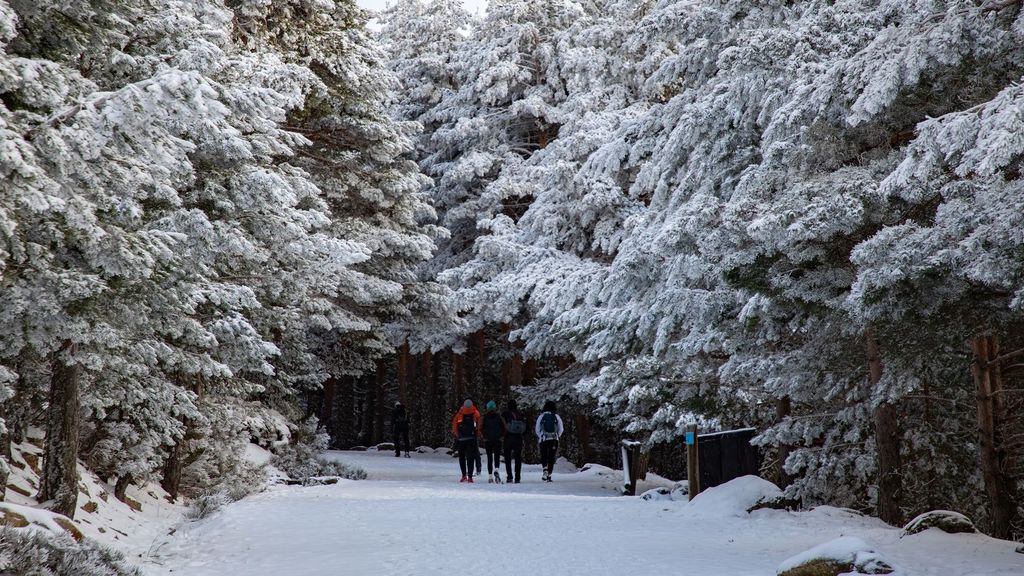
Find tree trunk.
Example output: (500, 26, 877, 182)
(576, 414, 592, 464)
(452, 351, 465, 410)
(114, 474, 133, 503)
(429, 352, 442, 446)
(39, 340, 81, 519)
(321, 377, 336, 441)
(397, 342, 410, 405)
(507, 353, 522, 397)
(162, 375, 202, 501)
(373, 358, 386, 444)
(775, 396, 794, 489)
(867, 326, 902, 526)
(971, 335, 1017, 538)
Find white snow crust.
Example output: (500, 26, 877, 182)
(143, 452, 1024, 576)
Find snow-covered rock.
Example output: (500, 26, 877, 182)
(686, 475, 783, 517)
(415, 446, 434, 454)
(902, 510, 975, 536)
(0, 502, 82, 541)
(376, 442, 395, 452)
(670, 482, 689, 501)
(777, 536, 895, 575)
(640, 487, 672, 501)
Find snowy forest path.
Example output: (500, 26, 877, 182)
(144, 451, 1024, 575)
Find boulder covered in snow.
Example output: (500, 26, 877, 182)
(415, 446, 434, 454)
(640, 487, 672, 501)
(902, 510, 975, 536)
(686, 475, 783, 517)
(375, 442, 395, 452)
(777, 536, 895, 576)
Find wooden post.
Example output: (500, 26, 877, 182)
(687, 423, 700, 501)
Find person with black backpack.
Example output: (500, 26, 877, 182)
(451, 399, 482, 483)
(481, 401, 506, 483)
(502, 399, 527, 483)
(391, 401, 411, 458)
(535, 400, 564, 482)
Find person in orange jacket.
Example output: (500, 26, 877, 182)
(452, 399, 482, 483)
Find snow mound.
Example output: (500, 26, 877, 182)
(553, 456, 578, 473)
(777, 536, 895, 575)
(415, 446, 434, 454)
(902, 510, 975, 535)
(577, 463, 617, 478)
(685, 475, 782, 517)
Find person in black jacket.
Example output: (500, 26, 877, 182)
(392, 401, 410, 458)
(481, 400, 506, 483)
(502, 399, 527, 483)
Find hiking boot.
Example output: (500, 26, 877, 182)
(460, 475, 468, 483)
(467, 476, 474, 483)
(514, 478, 521, 484)
(404, 453, 411, 458)
(487, 476, 494, 484)
(494, 471, 501, 484)
(394, 453, 400, 457)
(506, 476, 513, 484)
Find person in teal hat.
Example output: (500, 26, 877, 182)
(480, 400, 506, 483)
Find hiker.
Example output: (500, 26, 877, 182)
(535, 400, 564, 482)
(502, 399, 527, 483)
(451, 399, 482, 482)
(392, 401, 410, 458)
(481, 400, 506, 483)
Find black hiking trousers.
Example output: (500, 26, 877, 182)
(393, 425, 410, 456)
(540, 439, 559, 474)
(504, 434, 523, 481)
(458, 438, 479, 478)
(485, 439, 502, 474)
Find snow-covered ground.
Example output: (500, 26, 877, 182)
(145, 451, 1023, 575)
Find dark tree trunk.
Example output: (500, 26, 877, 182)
(867, 326, 902, 526)
(775, 396, 794, 489)
(397, 342, 410, 405)
(161, 436, 184, 501)
(452, 351, 465, 410)
(576, 414, 592, 464)
(373, 359, 386, 444)
(971, 335, 1017, 538)
(114, 474, 133, 503)
(321, 377, 336, 434)
(162, 376, 202, 501)
(39, 340, 81, 519)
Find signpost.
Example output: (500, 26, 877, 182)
(686, 423, 699, 500)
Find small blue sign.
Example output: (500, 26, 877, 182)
(685, 431, 695, 446)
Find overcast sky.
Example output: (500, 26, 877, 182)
(357, 0, 489, 16)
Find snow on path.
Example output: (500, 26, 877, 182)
(146, 451, 1023, 576)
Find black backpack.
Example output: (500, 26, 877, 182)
(506, 411, 527, 435)
(457, 413, 476, 439)
(482, 412, 503, 441)
(540, 412, 558, 437)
